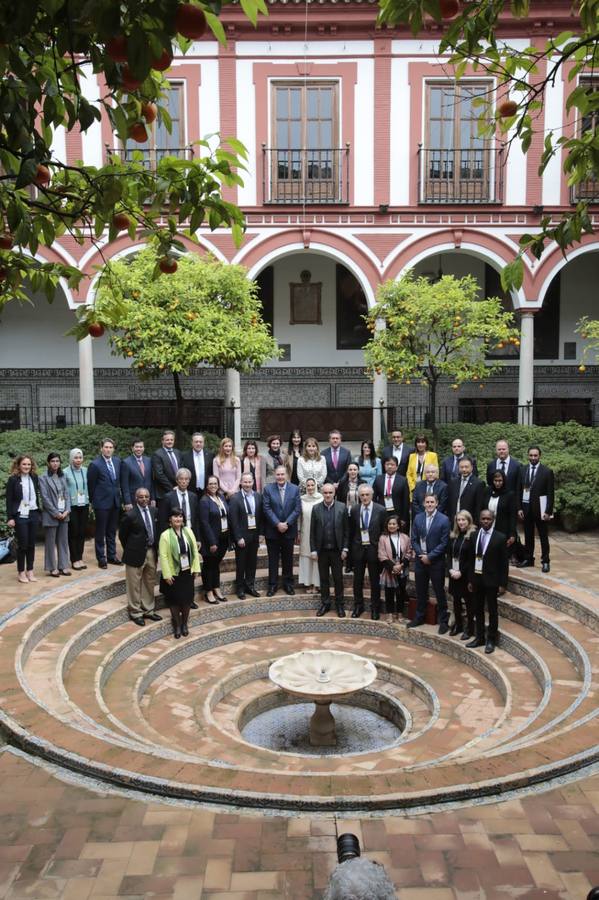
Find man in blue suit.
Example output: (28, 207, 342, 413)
(262, 465, 301, 596)
(87, 437, 122, 568)
(409, 493, 450, 633)
(121, 438, 154, 509)
(322, 430, 352, 489)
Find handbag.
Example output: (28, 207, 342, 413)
(0, 537, 17, 565)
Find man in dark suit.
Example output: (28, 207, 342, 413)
(322, 429, 351, 489)
(121, 439, 154, 510)
(159, 468, 200, 540)
(381, 429, 415, 478)
(152, 430, 181, 512)
(412, 463, 448, 518)
(118, 488, 161, 626)
(516, 446, 554, 572)
(310, 483, 349, 618)
(440, 437, 478, 484)
(181, 432, 214, 498)
(409, 493, 450, 633)
(373, 456, 410, 530)
(229, 472, 263, 599)
(486, 439, 521, 494)
(348, 484, 385, 619)
(87, 437, 122, 568)
(262, 465, 301, 596)
(466, 509, 509, 654)
(447, 457, 485, 523)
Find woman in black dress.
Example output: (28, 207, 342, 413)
(286, 429, 303, 486)
(447, 510, 476, 639)
(199, 475, 230, 604)
(158, 508, 201, 638)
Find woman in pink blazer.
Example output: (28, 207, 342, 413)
(378, 515, 412, 622)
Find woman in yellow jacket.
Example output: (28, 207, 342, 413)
(159, 507, 201, 639)
(406, 435, 439, 498)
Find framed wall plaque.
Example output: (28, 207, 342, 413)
(290, 270, 322, 324)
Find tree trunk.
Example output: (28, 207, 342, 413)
(428, 377, 438, 438)
(172, 371, 185, 445)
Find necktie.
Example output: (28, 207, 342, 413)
(530, 464, 537, 484)
(279, 486, 285, 505)
(386, 476, 392, 495)
(167, 450, 178, 475)
(426, 514, 433, 533)
(426, 483, 433, 495)
(142, 507, 153, 543)
(180, 492, 189, 523)
(452, 457, 458, 475)
(500, 460, 506, 474)
(363, 507, 369, 528)
(332, 448, 338, 468)
(107, 458, 116, 480)
(458, 478, 467, 501)
(479, 530, 489, 555)
(137, 456, 145, 477)
(244, 492, 254, 516)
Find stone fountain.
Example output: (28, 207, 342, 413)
(268, 649, 377, 747)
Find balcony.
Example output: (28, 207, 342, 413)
(108, 146, 195, 168)
(418, 146, 504, 204)
(262, 146, 350, 204)
(571, 177, 599, 203)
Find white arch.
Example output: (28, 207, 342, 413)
(538, 242, 599, 306)
(17, 248, 78, 310)
(244, 241, 377, 309)
(396, 242, 527, 309)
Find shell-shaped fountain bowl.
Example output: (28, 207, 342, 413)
(268, 649, 377, 702)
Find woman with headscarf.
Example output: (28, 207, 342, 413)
(298, 477, 323, 593)
(64, 447, 89, 570)
(39, 452, 71, 577)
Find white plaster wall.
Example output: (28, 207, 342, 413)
(353, 58, 374, 206)
(413, 252, 487, 285)
(79, 65, 104, 168)
(542, 62, 564, 206)
(265, 253, 365, 367)
(236, 59, 257, 207)
(198, 59, 220, 137)
(389, 57, 410, 207)
(557, 253, 599, 362)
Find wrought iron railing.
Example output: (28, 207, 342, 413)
(571, 178, 599, 203)
(107, 146, 195, 168)
(418, 146, 504, 204)
(0, 404, 229, 435)
(262, 145, 350, 204)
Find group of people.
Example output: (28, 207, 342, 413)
(4, 427, 554, 649)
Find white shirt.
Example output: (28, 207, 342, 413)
(496, 456, 511, 470)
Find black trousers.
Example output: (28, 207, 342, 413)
(14, 511, 39, 572)
(68, 505, 89, 563)
(414, 560, 448, 624)
(317, 548, 344, 606)
(202, 535, 228, 591)
(352, 548, 380, 610)
(266, 536, 295, 589)
(94, 506, 119, 562)
(473, 582, 499, 641)
(450, 578, 475, 634)
(234, 535, 259, 591)
(523, 507, 550, 563)
(385, 582, 407, 616)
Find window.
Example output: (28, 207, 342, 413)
(123, 83, 188, 166)
(265, 81, 348, 203)
(421, 81, 500, 203)
(572, 76, 599, 201)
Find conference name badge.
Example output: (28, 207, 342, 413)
(384, 496, 394, 510)
(360, 528, 370, 545)
(18, 502, 29, 518)
(475, 556, 484, 574)
(77, 492, 86, 506)
(452, 557, 459, 571)
(221, 516, 229, 532)
(57, 498, 66, 512)
(522, 488, 530, 503)
(247, 514, 256, 529)
(180, 553, 190, 571)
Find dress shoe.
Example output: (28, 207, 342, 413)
(72, 563, 87, 570)
(173, 629, 181, 639)
(181, 624, 189, 637)
(214, 590, 225, 601)
(371, 610, 380, 621)
(59, 569, 72, 576)
(190, 601, 199, 610)
(205, 591, 218, 604)
(351, 606, 364, 619)
(47, 570, 60, 578)
(316, 604, 330, 617)
(516, 559, 533, 568)
(407, 619, 424, 629)
(98, 560, 107, 569)
(130, 616, 145, 627)
(246, 587, 260, 597)
(285, 586, 295, 596)
(145, 613, 162, 622)
(449, 624, 460, 636)
(336, 607, 346, 618)
(465, 638, 485, 649)
(26, 572, 37, 582)
(236, 592, 246, 600)
(541, 562, 550, 573)
(17, 573, 28, 584)
(266, 588, 276, 597)
(460, 631, 473, 641)
(218, 594, 228, 602)
(108, 558, 123, 566)
(484, 640, 495, 654)
(438, 623, 449, 635)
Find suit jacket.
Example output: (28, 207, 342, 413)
(87, 455, 122, 510)
(518, 462, 554, 517)
(481, 488, 517, 540)
(151, 447, 181, 499)
(469, 528, 509, 589)
(5, 473, 41, 520)
(447, 474, 485, 522)
(181, 448, 215, 493)
(348, 502, 386, 554)
(228, 490, 263, 543)
(119, 505, 158, 568)
(381, 443, 415, 478)
(410, 510, 450, 565)
(411, 479, 448, 518)
(262, 482, 302, 540)
(199, 493, 230, 551)
(486, 457, 521, 494)
(160, 488, 200, 540)
(406, 451, 439, 495)
(39, 473, 71, 527)
(309, 500, 349, 553)
(446, 532, 475, 595)
(120, 454, 154, 505)
(373, 473, 410, 525)
(440, 454, 479, 484)
(322, 446, 352, 484)
(336, 475, 365, 506)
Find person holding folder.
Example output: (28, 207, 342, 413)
(516, 446, 554, 573)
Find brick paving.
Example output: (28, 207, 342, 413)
(0, 531, 597, 898)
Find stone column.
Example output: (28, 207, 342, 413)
(78, 335, 96, 424)
(372, 317, 388, 446)
(517, 310, 535, 426)
(225, 368, 241, 447)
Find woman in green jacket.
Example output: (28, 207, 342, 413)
(158, 507, 201, 639)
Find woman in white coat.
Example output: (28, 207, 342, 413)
(298, 478, 323, 592)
